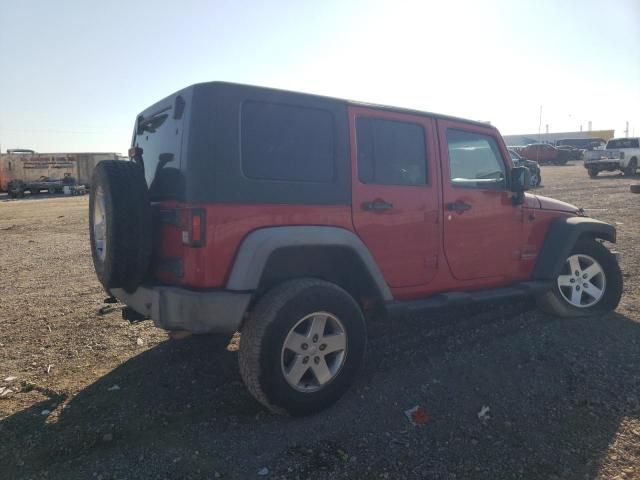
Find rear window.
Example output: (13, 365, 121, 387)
(356, 117, 427, 186)
(133, 94, 187, 200)
(241, 101, 335, 182)
(607, 138, 639, 149)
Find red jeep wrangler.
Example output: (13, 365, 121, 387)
(90, 82, 622, 416)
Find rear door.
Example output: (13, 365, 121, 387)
(438, 119, 523, 281)
(350, 106, 440, 288)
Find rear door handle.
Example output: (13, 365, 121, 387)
(362, 199, 394, 211)
(446, 201, 472, 212)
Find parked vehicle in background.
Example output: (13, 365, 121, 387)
(508, 149, 541, 187)
(584, 137, 640, 177)
(555, 144, 584, 160)
(0, 151, 123, 196)
(507, 145, 527, 155)
(556, 138, 607, 151)
(89, 81, 622, 416)
(10, 173, 78, 197)
(520, 143, 571, 165)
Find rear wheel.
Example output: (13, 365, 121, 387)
(48, 186, 56, 194)
(537, 239, 622, 317)
(624, 158, 637, 177)
(239, 279, 367, 416)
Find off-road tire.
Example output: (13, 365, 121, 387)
(89, 160, 152, 293)
(624, 158, 637, 177)
(534, 172, 542, 187)
(537, 238, 622, 317)
(588, 168, 599, 178)
(239, 279, 367, 416)
(630, 184, 640, 194)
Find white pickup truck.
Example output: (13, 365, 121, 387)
(584, 137, 640, 177)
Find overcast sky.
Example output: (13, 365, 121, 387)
(1, 0, 638, 153)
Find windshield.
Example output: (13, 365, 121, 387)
(508, 149, 522, 161)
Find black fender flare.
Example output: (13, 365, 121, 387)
(532, 216, 616, 280)
(226, 226, 393, 302)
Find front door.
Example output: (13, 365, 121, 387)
(350, 106, 440, 288)
(438, 119, 523, 281)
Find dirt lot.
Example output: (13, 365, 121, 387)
(1, 164, 639, 480)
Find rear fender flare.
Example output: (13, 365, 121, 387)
(532, 216, 616, 280)
(226, 226, 393, 302)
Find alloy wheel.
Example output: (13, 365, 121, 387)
(557, 254, 606, 308)
(281, 312, 347, 392)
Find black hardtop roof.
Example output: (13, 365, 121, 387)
(141, 81, 495, 131)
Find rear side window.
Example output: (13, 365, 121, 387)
(356, 118, 427, 186)
(241, 101, 335, 182)
(447, 129, 506, 190)
(607, 138, 639, 149)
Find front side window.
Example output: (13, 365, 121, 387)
(356, 117, 427, 186)
(241, 101, 335, 182)
(447, 129, 506, 189)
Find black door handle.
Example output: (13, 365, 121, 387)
(362, 199, 394, 211)
(446, 201, 472, 212)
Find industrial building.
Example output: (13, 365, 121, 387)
(0, 151, 124, 191)
(502, 130, 615, 147)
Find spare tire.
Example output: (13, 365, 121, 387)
(89, 160, 152, 293)
(631, 184, 640, 194)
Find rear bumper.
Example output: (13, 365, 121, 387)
(111, 286, 251, 334)
(584, 160, 620, 169)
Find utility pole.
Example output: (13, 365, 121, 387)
(624, 121, 629, 137)
(538, 105, 543, 142)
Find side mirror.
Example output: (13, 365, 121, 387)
(510, 166, 530, 205)
(511, 166, 531, 193)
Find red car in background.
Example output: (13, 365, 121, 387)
(520, 143, 570, 165)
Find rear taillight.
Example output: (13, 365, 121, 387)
(180, 208, 206, 247)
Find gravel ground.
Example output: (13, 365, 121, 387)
(1, 164, 639, 480)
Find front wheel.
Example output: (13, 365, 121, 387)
(239, 279, 366, 416)
(537, 239, 622, 317)
(588, 168, 599, 178)
(530, 171, 541, 187)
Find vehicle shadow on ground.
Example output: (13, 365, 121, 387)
(588, 174, 634, 181)
(0, 193, 86, 202)
(2, 305, 639, 479)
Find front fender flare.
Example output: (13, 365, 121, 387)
(532, 216, 616, 280)
(226, 226, 393, 301)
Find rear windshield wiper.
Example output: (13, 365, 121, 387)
(136, 106, 172, 134)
